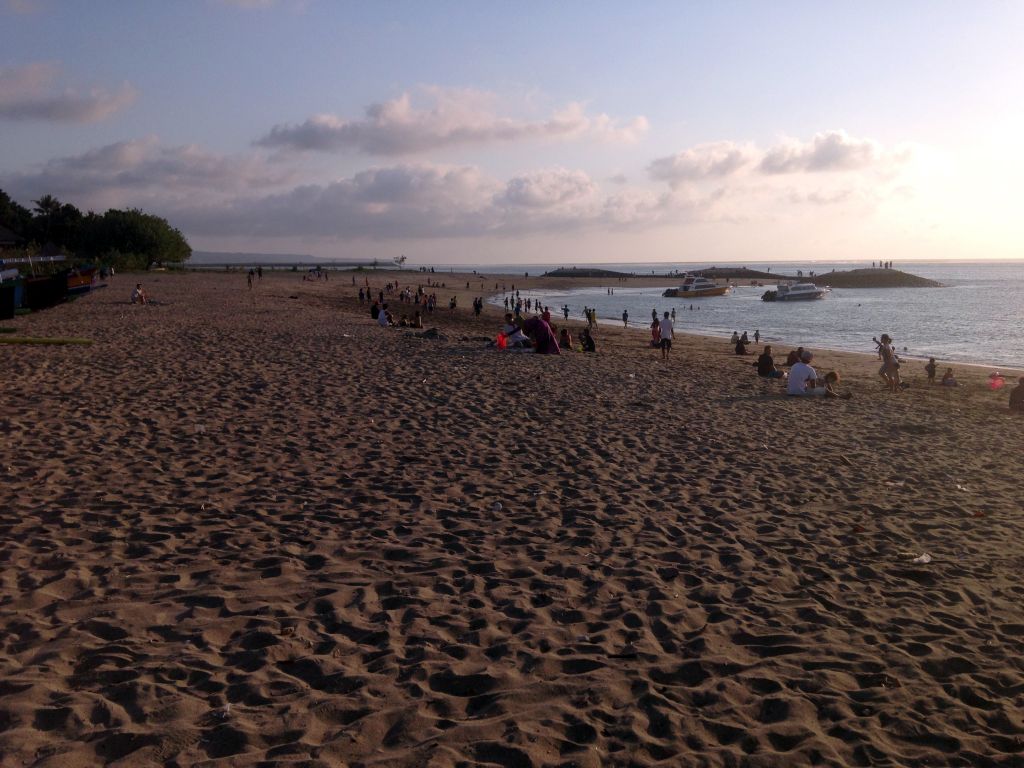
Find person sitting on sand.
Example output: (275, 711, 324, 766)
(941, 368, 957, 387)
(787, 351, 822, 395)
(730, 331, 740, 344)
(925, 357, 937, 384)
(398, 314, 409, 327)
(559, 328, 573, 350)
(1010, 377, 1024, 412)
(822, 371, 853, 399)
(756, 346, 784, 379)
(785, 347, 803, 367)
(377, 307, 392, 327)
(735, 337, 748, 355)
(522, 316, 560, 355)
(502, 313, 531, 348)
(130, 283, 147, 305)
(580, 327, 596, 352)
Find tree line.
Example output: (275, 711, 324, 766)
(0, 189, 191, 270)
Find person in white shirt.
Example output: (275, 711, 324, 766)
(658, 311, 674, 360)
(501, 313, 531, 348)
(787, 351, 825, 395)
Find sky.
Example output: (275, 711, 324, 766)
(1, 0, 1022, 265)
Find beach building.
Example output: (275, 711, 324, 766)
(0, 224, 19, 251)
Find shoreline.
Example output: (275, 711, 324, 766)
(476, 277, 1021, 375)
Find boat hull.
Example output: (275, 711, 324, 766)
(67, 267, 97, 295)
(777, 293, 825, 301)
(662, 286, 732, 298)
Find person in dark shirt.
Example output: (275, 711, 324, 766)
(756, 346, 784, 378)
(1010, 377, 1024, 413)
(735, 339, 748, 355)
(925, 357, 937, 384)
(580, 327, 596, 352)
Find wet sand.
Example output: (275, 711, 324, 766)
(1, 270, 1022, 766)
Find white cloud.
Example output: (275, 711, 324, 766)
(166, 161, 705, 240)
(650, 131, 903, 189)
(494, 168, 598, 209)
(256, 87, 648, 155)
(759, 130, 882, 174)
(6, 137, 295, 209)
(648, 141, 754, 186)
(0, 62, 136, 123)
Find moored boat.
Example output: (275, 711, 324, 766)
(663, 274, 732, 298)
(761, 282, 828, 302)
(66, 266, 98, 295)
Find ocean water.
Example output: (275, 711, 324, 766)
(485, 261, 1024, 369)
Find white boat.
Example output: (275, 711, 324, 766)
(663, 274, 732, 298)
(762, 282, 828, 302)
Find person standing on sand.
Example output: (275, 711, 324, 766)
(925, 357, 937, 384)
(651, 307, 657, 322)
(671, 307, 676, 322)
(754, 329, 760, 344)
(658, 311, 674, 360)
(562, 305, 570, 321)
(878, 334, 901, 392)
(622, 309, 629, 327)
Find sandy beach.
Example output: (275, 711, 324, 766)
(1, 269, 1022, 767)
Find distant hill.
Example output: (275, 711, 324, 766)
(809, 268, 941, 288)
(190, 251, 317, 264)
(695, 266, 941, 288)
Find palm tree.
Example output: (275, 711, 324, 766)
(33, 194, 61, 219)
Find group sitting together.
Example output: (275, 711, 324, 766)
(753, 345, 849, 398)
(496, 313, 594, 354)
(372, 301, 424, 329)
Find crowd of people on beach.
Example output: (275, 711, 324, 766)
(351, 276, 1022, 412)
